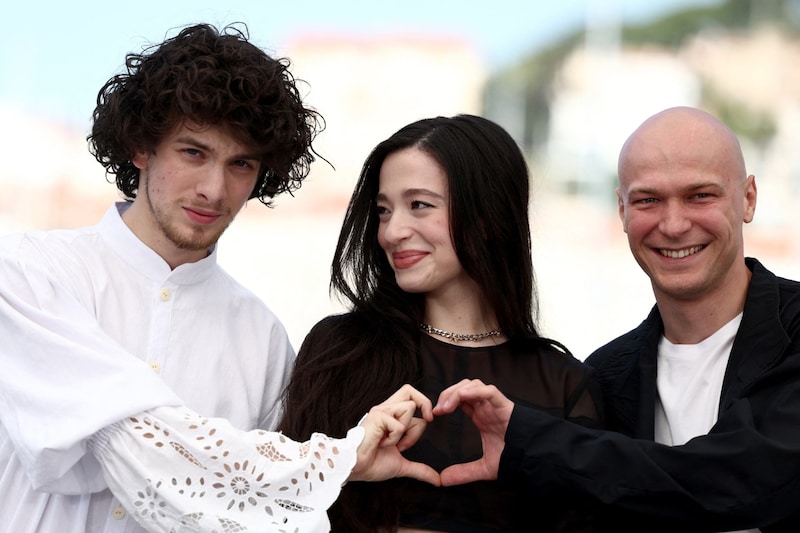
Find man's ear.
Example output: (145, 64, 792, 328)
(617, 188, 628, 233)
(132, 151, 149, 170)
(743, 174, 757, 224)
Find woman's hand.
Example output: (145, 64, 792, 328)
(434, 379, 513, 486)
(349, 384, 440, 486)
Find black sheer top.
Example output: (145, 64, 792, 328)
(286, 315, 604, 532)
(395, 334, 604, 532)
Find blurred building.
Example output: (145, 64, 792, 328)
(5, 20, 799, 353)
(528, 24, 800, 252)
(544, 46, 700, 196)
(276, 31, 486, 215)
(0, 104, 115, 234)
(482, 15, 800, 356)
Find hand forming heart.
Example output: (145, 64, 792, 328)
(351, 380, 515, 487)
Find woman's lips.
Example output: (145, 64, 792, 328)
(392, 250, 428, 269)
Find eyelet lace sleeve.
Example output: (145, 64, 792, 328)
(90, 405, 364, 532)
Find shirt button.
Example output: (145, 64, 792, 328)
(149, 361, 161, 374)
(111, 506, 126, 519)
(159, 288, 171, 302)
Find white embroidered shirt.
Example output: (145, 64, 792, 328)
(0, 203, 295, 532)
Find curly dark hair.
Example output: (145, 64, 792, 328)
(88, 22, 323, 206)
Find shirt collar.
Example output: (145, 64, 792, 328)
(97, 202, 218, 284)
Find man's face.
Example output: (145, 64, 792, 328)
(125, 122, 261, 268)
(616, 110, 756, 305)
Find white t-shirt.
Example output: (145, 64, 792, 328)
(0, 203, 298, 532)
(655, 313, 759, 533)
(654, 314, 741, 446)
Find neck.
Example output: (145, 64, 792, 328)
(657, 269, 751, 344)
(424, 290, 498, 333)
(122, 199, 207, 270)
(423, 290, 502, 345)
(420, 323, 503, 343)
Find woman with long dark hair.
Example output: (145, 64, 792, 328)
(279, 114, 603, 532)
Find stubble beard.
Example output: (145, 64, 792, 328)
(143, 183, 229, 252)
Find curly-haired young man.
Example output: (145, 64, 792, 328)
(0, 23, 439, 533)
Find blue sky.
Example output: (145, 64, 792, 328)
(1, 0, 718, 129)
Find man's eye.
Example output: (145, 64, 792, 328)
(636, 198, 657, 205)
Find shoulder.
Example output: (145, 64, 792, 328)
(748, 257, 800, 294)
(0, 226, 103, 280)
(297, 313, 359, 356)
(777, 276, 800, 336)
(511, 337, 605, 425)
(306, 313, 357, 337)
(510, 335, 593, 378)
(0, 232, 25, 263)
(585, 331, 637, 371)
(763, 264, 800, 310)
(1, 226, 97, 257)
(586, 310, 658, 370)
(745, 258, 800, 344)
(538, 338, 584, 365)
(745, 258, 800, 320)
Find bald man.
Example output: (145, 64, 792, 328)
(434, 107, 800, 532)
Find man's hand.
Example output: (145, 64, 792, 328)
(349, 384, 441, 486)
(433, 379, 514, 486)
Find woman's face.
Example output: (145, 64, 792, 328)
(376, 147, 470, 298)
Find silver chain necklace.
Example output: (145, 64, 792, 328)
(420, 323, 503, 343)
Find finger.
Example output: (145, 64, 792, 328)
(434, 379, 484, 409)
(377, 399, 416, 427)
(398, 385, 434, 421)
(360, 406, 410, 447)
(377, 409, 415, 446)
(411, 389, 434, 422)
(439, 459, 493, 486)
(358, 411, 390, 452)
(382, 384, 434, 421)
(436, 378, 475, 402)
(397, 417, 426, 452)
(433, 379, 489, 414)
(396, 459, 442, 487)
(381, 383, 415, 404)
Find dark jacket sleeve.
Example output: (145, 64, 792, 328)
(563, 360, 605, 431)
(498, 383, 800, 532)
(498, 260, 800, 532)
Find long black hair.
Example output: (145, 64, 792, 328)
(280, 114, 547, 531)
(334, 113, 538, 336)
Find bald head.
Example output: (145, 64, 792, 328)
(615, 106, 758, 323)
(618, 106, 747, 188)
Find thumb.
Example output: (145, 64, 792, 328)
(439, 460, 493, 486)
(397, 459, 441, 487)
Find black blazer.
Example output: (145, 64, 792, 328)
(498, 258, 800, 532)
